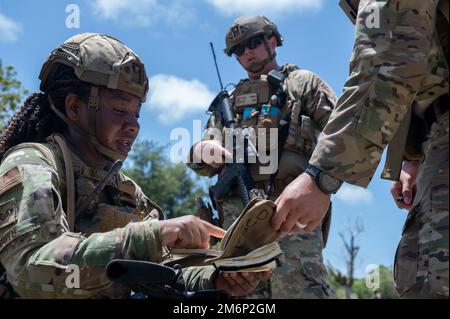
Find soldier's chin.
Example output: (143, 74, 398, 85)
(246, 62, 264, 73)
(116, 148, 130, 157)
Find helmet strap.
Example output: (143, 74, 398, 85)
(48, 87, 126, 162)
(86, 86, 126, 161)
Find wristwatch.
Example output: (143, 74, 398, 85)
(305, 165, 343, 195)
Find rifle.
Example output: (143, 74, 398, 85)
(75, 160, 123, 219)
(207, 42, 259, 209)
(195, 197, 222, 244)
(106, 259, 229, 299)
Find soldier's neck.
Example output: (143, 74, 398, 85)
(64, 130, 108, 169)
(247, 60, 281, 80)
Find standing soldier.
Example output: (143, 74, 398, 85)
(188, 16, 337, 298)
(0, 33, 270, 299)
(272, 0, 449, 298)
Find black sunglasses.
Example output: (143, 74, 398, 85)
(232, 35, 264, 57)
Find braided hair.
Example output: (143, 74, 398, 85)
(0, 64, 90, 159)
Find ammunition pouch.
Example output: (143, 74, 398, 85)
(233, 75, 283, 152)
(83, 204, 143, 237)
(285, 97, 317, 157)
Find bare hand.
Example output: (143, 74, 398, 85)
(214, 271, 272, 297)
(159, 216, 226, 249)
(272, 173, 330, 233)
(390, 160, 420, 210)
(193, 140, 232, 169)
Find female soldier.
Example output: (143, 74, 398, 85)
(0, 33, 270, 298)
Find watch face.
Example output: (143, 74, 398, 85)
(319, 173, 342, 194)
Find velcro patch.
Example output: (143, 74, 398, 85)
(235, 93, 258, 107)
(0, 167, 23, 196)
(0, 198, 17, 229)
(0, 218, 40, 253)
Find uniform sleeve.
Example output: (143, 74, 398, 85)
(186, 113, 223, 178)
(182, 265, 218, 291)
(310, 0, 439, 187)
(0, 147, 163, 299)
(286, 69, 336, 130)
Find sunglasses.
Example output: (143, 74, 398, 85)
(232, 35, 264, 57)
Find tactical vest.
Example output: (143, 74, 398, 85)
(0, 134, 163, 298)
(1, 134, 163, 235)
(229, 64, 317, 192)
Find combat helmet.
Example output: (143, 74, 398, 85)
(224, 15, 283, 57)
(39, 33, 148, 161)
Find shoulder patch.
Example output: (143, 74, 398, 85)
(0, 218, 40, 253)
(0, 167, 23, 196)
(0, 198, 17, 229)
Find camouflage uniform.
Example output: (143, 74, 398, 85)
(0, 33, 217, 299)
(0, 136, 217, 298)
(189, 64, 337, 299)
(311, 0, 449, 298)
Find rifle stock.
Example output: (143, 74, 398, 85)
(106, 259, 229, 299)
(207, 90, 257, 208)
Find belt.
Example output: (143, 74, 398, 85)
(423, 93, 449, 132)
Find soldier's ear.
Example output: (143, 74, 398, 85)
(65, 94, 83, 122)
(268, 35, 277, 50)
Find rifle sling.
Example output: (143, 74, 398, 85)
(267, 114, 291, 196)
(52, 134, 76, 232)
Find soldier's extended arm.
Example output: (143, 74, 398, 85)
(0, 147, 163, 298)
(182, 265, 218, 291)
(310, 0, 440, 187)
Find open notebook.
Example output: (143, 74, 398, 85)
(163, 199, 283, 272)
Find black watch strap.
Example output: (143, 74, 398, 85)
(305, 165, 342, 195)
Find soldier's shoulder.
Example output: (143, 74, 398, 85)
(286, 67, 320, 82)
(0, 141, 59, 176)
(286, 67, 335, 96)
(285, 67, 320, 93)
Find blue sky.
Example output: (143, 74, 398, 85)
(0, 0, 408, 278)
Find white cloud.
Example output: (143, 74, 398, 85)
(335, 184, 374, 205)
(204, 0, 323, 17)
(0, 13, 22, 42)
(91, 0, 195, 27)
(147, 74, 215, 123)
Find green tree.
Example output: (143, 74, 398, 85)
(328, 264, 399, 299)
(352, 277, 373, 299)
(351, 265, 399, 299)
(377, 265, 399, 299)
(327, 265, 348, 299)
(327, 218, 364, 298)
(0, 59, 28, 128)
(123, 139, 207, 218)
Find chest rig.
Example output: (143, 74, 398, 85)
(229, 65, 318, 193)
(232, 68, 289, 153)
(46, 134, 162, 236)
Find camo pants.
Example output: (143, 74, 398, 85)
(222, 198, 334, 299)
(394, 112, 449, 299)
